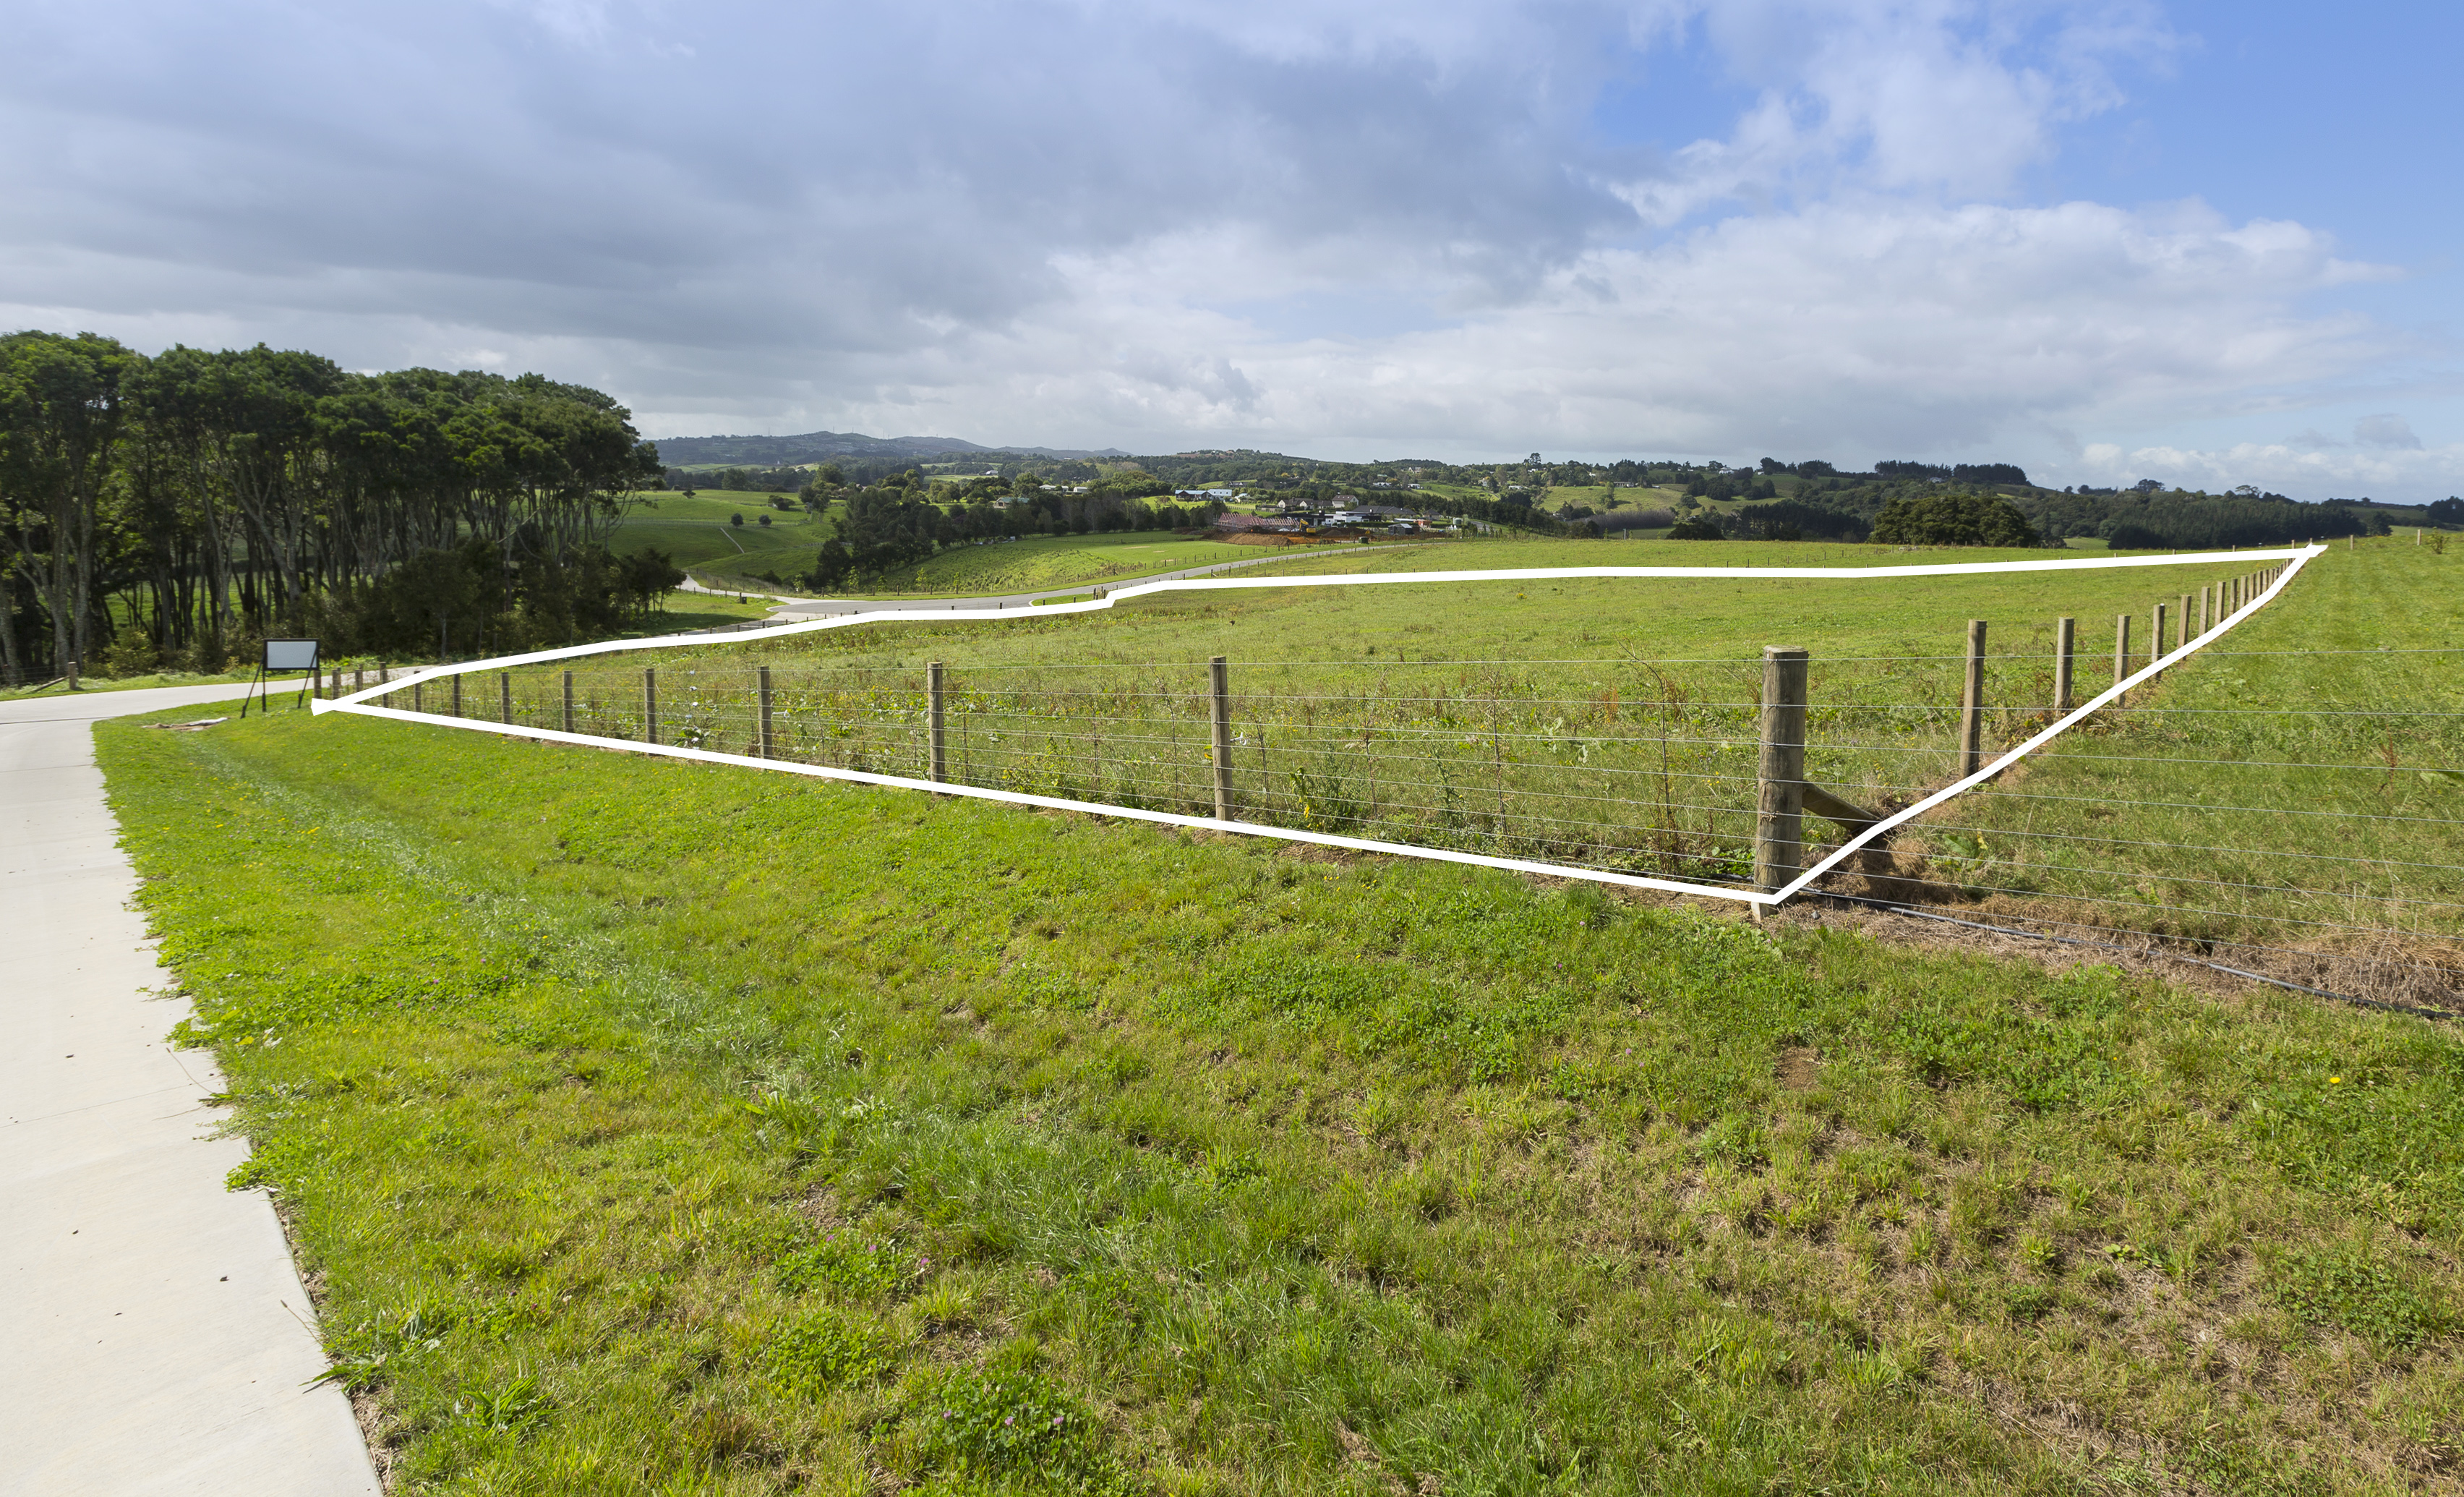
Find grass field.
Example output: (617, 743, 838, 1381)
(609, 492, 835, 581)
(847, 532, 1381, 598)
(99, 683, 2464, 1493)
(610, 490, 1403, 598)
(1927, 540, 2463, 984)
(441, 540, 2281, 892)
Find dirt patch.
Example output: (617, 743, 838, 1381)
(793, 1185, 848, 1231)
(1775, 1046, 1820, 1091)
(1789, 895, 2464, 1018)
(1335, 1423, 1408, 1497)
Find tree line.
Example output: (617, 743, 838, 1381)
(784, 469, 1228, 591)
(0, 331, 664, 685)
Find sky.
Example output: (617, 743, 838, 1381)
(4, 0, 2458, 500)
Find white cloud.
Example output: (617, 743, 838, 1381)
(2075, 440, 2464, 496)
(746, 197, 2397, 470)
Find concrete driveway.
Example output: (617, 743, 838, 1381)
(1, 682, 377, 1496)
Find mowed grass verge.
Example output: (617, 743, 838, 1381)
(98, 706, 2463, 1494)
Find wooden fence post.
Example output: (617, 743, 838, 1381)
(758, 665, 774, 759)
(2178, 593, 2192, 652)
(2113, 614, 2130, 707)
(561, 670, 575, 733)
(413, 681, 423, 714)
(643, 668, 658, 745)
(1209, 655, 1234, 820)
(1755, 646, 1809, 895)
(450, 674, 462, 718)
(2152, 602, 2168, 671)
(500, 673, 511, 724)
(2053, 616, 2075, 712)
(1958, 619, 1987, 775)
(928, 662, 947, 783)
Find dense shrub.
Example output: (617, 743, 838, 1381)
(1870, 490, 2040, 547)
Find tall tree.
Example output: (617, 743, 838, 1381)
(0, 331, 134, 684)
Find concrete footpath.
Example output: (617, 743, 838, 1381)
(1, 684, 378, 1496)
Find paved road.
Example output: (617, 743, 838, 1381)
(675, 574, 800, 604)
(761, 541, 1432, 621)
(1, 683, 377, 1496)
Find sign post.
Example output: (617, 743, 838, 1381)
(244, 639, 321, 718)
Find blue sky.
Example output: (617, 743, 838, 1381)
(3, 0, 2456, 499)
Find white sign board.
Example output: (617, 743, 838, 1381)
(262, 639, 320, 671)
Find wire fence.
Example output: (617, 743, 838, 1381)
(355, 566, 2464, 1010)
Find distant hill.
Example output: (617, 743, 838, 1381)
(649, 430, 1129, 466)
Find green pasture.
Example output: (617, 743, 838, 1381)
(99, 686, 2464, 1493)
(609, 493, 833, 581)
(376, 537, 2464, 968)
(850, 532, 1385, 598)
(1935, 539, 2463, 974)
(432, 540, 2272, 885)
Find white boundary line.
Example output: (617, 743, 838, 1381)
(315, 545, 2322, 906)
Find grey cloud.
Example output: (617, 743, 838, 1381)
(2353, 414, 2421, 449)
(0, 0, 1640, 363)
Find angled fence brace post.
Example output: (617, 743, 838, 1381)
(1210, 655, 1234, 821)
(758, 665, 774, 759)
(2053, 615, 2075, 713)
(643, 668, 658, 746)
(1755, 646, 1808, 897)
(1958, 619, 1987, 776)
(561, 670, 575, 733)
(927, 662, 946, 784)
